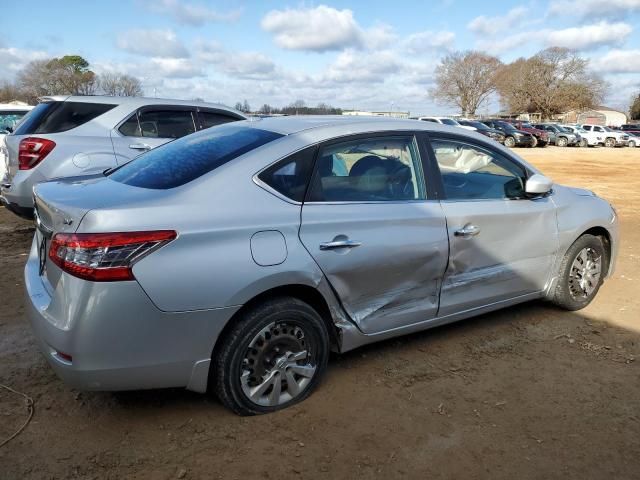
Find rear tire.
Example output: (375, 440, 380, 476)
(552, 234, 606, 311)
(629, 140, 636, 148)
(605, 137, 616, 148)
(580, 138, 588, 148)
(530, 136, 538, 148)
(557, 136, 568, 147)
(212, 297, 330, 415)
(504, 136, 516, 148)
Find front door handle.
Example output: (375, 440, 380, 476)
(454, 224, 480, 238)
(319, 239, 362, 250)
(129, 143, 151, 150)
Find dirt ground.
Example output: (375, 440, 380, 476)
(1, 146, 639, 479)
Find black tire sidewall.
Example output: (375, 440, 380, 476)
(213, 298, 330, 415)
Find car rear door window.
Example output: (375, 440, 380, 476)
(307, 136, 426, 202)
(13, 101, 116, 135)
(198, 111, 238, 130)
(258, 147, 316, 202)
(431, 139, 527, 200)
(109, 124, 283, 189)
(119, 109, 196, 139)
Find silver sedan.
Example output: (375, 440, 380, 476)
(26, 117, 618, 415)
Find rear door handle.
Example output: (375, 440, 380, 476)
(129, 143, 151, 150)
(319, 240, 362, 250)
(454, 224, 480, 238)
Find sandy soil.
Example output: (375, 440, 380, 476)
(1, 146, 639, 479)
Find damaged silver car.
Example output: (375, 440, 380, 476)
(26, 116, 618, 415)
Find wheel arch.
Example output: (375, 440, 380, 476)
(578, 226, 612, 275)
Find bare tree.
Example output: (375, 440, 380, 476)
(631, 93, 640, 120)
(430, 51, 502, 116)
(259, 104, 272, 114)
(99, 72, 143, 96)
(497, 47, 607, 120)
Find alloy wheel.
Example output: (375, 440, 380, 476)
(240, 321, 317, 407)
(568, 247, 602, 300)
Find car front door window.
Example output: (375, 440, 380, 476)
(431, 139, 526, 201)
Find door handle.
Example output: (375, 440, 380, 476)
(129, 143, 151, 150)
(319, 239, 362, 250)
(454, 224, 480, 238)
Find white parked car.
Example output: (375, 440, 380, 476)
(0, 104, 34, 182)
(560, 125, 603, 147)
(418, 116, 477, 131)
(580, 124, 630, 147)
(627, 132, 640, 148)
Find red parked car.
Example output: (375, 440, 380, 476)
(501, 120, 549, 147)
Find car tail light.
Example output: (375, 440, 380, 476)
(48, 230, 177, 281)
(18, 137, 56, 170)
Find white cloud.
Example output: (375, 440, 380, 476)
(548, 0, 640, 18)
(0, 47, 48, 76)
(149, 58, 203, 78)
(468, 6, 529, 36)
(116, 29, 189, 58)
(194, 41, 277, 80)
(404, 31, 456, 54)
(476, 32, 533, 56)
(148, 0, 242, 26)
(591, 49, 640, 73)
(261, 5, 364, 52)
(545, 21, 632, 50)
(324, 50, 403, 83)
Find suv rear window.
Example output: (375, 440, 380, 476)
(109, 124, 283, 189)
(13, 101, 116, 135)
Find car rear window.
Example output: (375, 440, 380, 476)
(13, 101, 116, 135)
(108, 124, 283, 189)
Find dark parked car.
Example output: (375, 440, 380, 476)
(502, 120, 549, 147)
(621, 124, 640, 135)
(480, 120, 536, 148)
(457, 120, 506, 143)
(532, 124, 579, 147)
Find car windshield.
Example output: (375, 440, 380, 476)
(496, 121, 517, 132)
(602, 126, 614, 132)
(521, 123, 533, 128)
(465, 121, 489, 130)
(440, 118, 459, 126)
(109, 123, 283, 189)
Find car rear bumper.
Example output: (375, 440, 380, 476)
(25, 236, 240, 393)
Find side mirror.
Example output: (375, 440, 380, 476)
(525, 173, 553, 195)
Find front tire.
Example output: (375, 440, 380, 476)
(552, 234, 606, 311)
(530, 136, 538, 148)
(580, 138, 588, 147)
(557, 136, 568, 147)
(504, 136, 516, 148)
(212, 297, 330, 415)
(629, 140, 636, 148)
(605, 137, 616, 148)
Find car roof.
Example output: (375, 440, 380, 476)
(240, 115, 460, 136)
(0, 104, 33, 111)
(38, 95, 245, 116)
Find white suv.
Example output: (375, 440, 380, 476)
(1, 96, 245, 218)
(581, 124, 630, 147)
(418, 116, 477, 131)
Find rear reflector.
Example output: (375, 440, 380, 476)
(19, 137, 56, 170)
(48, 230, 177, 281)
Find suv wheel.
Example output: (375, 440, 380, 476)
(504, 136, 516, 148)
(557, 136, 568, 147)
(212, 297, 330, 415)
(580, 138, 588, 147)
(552, 234, 606, 311)
(629, 140, 636, 148)
(605, 137, 616, 148)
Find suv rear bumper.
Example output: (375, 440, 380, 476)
(25, 236, 240, 393)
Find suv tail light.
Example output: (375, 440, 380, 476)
(48, 231, 177, 281)
(18, 137, 56, 170)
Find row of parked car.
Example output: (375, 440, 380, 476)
(418, 116, 640, 149)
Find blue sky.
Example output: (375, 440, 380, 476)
(2, 0, 640, 115)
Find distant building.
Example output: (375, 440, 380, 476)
(342, 110, 410, 119)
(559, 106, 628, 127)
